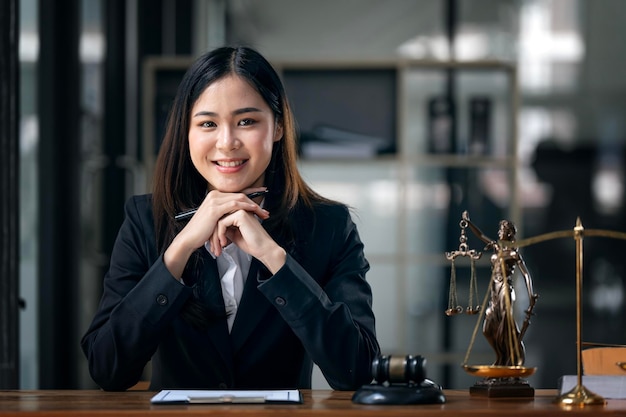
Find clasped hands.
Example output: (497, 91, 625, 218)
(165, 188, 286, 279)
(193, 188, 271, 257)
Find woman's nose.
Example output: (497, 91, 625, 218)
(216, 127, 241, 151)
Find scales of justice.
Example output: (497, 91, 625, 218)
(445, 210, 626, 406)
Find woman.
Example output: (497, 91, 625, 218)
(81, 46, 380, 391)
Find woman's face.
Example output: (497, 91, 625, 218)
(188, 75, 283, 193)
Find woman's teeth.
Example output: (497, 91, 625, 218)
(217, 160, 244, 167)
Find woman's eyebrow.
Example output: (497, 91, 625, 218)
(232, 107, 262, 115)
(192, 110, 217, 118)
(192, 107, 263, 118)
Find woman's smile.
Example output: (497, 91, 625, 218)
(214, 159, 247, 168)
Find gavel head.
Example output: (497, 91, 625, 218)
(371, 354, 426, 386)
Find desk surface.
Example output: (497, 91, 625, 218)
(1, 389, 625, 416)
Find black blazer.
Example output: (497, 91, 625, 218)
(81, 194, 379, 391)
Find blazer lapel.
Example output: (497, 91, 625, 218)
(230, 259, 273, 352)
(196, 251, 234, 370)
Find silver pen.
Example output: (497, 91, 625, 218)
(174, 190, 269, 221)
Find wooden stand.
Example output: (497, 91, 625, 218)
(470, 377, 535, 398)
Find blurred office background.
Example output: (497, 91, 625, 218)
(3, 0, 626, 390)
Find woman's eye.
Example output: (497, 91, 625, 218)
(238, 118, 255, 126)
(201, 121, 216, 128)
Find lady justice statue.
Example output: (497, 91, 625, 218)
(447, 211, 539, 397)
(466, 214, 538, 367)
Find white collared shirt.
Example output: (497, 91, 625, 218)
(205, 241, 251, 332)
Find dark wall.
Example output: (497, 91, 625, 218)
(0, 0, 20, 390)
(37, 0, 81, 389)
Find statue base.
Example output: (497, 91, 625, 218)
(470, 377, 535, 398)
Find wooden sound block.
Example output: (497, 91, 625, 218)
(582, 347, 626, 375)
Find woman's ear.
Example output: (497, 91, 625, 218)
(273, 121, 283, 142)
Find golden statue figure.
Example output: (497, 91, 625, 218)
(446, 211, 539, 397)
(465, 216, 538, 367)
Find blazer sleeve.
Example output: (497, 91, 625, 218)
(80, 195, 193, 391)
(257, 204, 380, 390)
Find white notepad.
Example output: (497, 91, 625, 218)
(151, 389, 303, 404)
(559, 375, 626, 399)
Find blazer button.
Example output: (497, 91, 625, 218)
(156, 294, 168, 306)
(274, 296, 286, 306)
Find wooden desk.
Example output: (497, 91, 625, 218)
(1, 389, 626, 416)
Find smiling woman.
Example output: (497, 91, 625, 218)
(80, 46, 380, 392)
(188, 75, 282, 195)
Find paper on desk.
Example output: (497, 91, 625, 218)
(559, 375, 626, 399)
(151, 389, 303, 404)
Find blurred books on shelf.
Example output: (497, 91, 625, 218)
(300, 125, 389, 159)
(427, 96, 455, 154)
(282, 67, 397, 160)
(426, 95, 493, 156)
(301, 142, 378, 159)
(468, 96, 491, 155)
